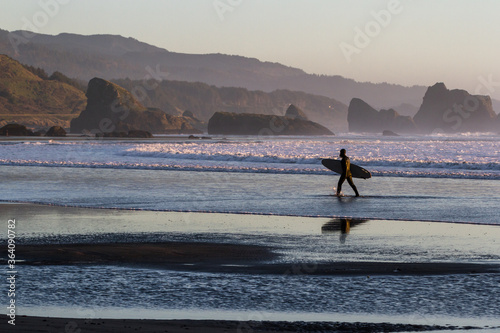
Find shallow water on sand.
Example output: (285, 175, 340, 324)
(15, 266, 500, 323)
(5, 204, 500, 264)
(1, 166, 499, 224)
(2, 205, 500, 326)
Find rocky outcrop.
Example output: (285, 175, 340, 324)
(127, 130, 153, 138)
(99, 130, 153, 138)
(182, 110, 206, 132)
(413, 83, 497, 133)
(382, 130, 399, 136)
(70, 78, 201, 135)
(207, 112, 333, 136)
(348, 98, 417, 133)
(113, 79, 349, 133)
(390, 103, 419, 117)
(285, 104, 308, 120)
(0, 123, 34, 136)
(45, 126, 66, 137)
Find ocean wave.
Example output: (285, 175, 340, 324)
(1, 136, 499, 180)
(121, 147, 500, 171)
(1, 159, 499, 180)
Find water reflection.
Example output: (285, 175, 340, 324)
(321, 218, 369, 243)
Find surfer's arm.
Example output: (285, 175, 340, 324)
(340, 158, 347, 176)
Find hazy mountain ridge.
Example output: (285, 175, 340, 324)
(0, 55, 347, 132)
(28, 32, 165, 57)
(112, 78, 348, 132)
(1, 29, 426, 109)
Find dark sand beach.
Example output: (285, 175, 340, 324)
(3, 315, 481, 333)
(2, 203, 500, 332)
(11, 242, 500, 276)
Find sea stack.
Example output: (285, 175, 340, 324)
(70, 78, 200, 135)
(347, 98, 416, 133)
(413, 82, 497, 133)
(207, 111, 333, 135)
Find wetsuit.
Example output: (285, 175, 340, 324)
(337, 156, 359, 196)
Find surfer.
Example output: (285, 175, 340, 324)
(336, 149, 360, 197)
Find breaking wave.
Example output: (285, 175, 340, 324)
(1, 135, 499, 180)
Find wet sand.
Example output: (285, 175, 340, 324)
(10, 242, 500, 276)
(2, 203, 500, 332)
(3, 315, 479, 333)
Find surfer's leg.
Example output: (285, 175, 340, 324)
(347, 177, 360, 197)
(337, 176, 345, 195)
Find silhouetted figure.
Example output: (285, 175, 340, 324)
(336, 148, 360, 197)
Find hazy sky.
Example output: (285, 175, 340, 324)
(2, 0, 500, 97)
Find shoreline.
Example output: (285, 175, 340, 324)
(1, 200, 499, 226)
(3, 316, 485, 333)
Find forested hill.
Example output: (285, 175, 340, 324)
(0, 54, 86, 128)
(0, 29, 426, 109)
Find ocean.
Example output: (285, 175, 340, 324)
(1, 133, 499, 223)
(1, 133, 499, 326)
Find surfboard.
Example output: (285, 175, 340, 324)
(321, 159, 371, 179)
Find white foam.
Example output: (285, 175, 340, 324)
(1, 135, 499, 179)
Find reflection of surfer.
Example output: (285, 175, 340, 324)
(336, 149, 360, 197)
(339, 218, 350, 244)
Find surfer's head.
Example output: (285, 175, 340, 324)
(339, 148, 346, 157)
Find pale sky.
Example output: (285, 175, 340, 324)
(2, 0, 500, 97)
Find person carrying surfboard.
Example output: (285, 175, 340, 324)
(336, 148, 360, 197)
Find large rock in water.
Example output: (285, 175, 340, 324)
(0, 123, 34, 136)
(207, 112, 333, 136)
(347, 98, 417, 133)
(413, 83, 497, 133)
(45, 126, 66, 137)
(382, 130, 399, 136)
(99, 130, 153, 138)
(70, 78, 200, 134)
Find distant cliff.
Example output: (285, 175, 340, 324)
(207, 111, 333, 136)
(349, 83, 500, 133)
(413, 83, 498, 133)
(347, 98, 416, 133)
(70, 78, 200, 135)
